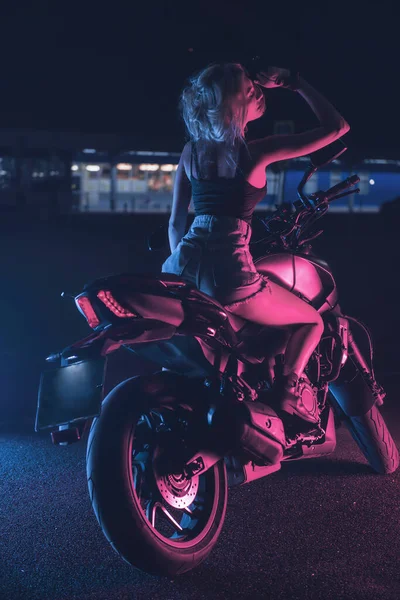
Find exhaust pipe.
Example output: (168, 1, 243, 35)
(169, 400, 287, 480)
(206, 399, 286, 466)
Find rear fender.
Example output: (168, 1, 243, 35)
(47, 320, 177, 367)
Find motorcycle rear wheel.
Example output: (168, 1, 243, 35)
(86, 373, 228, 577)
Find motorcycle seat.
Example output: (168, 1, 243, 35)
(159, 273, 248, 333)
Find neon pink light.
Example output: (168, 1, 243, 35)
(97, 290, 137, 318)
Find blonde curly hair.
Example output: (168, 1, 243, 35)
(179, 62, 249, 147)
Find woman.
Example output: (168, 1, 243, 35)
(162, 62, 350, 425)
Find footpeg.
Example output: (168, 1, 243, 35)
(51, 426, 81, 446)
(285, 422, 325, 448)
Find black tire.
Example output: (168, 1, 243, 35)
(340, 403, 399, 474)
(86, 372, 228, 577)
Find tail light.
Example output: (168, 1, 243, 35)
(76, 296, 100, 328)
(97, 290, 138, 318)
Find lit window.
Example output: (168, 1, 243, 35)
(86, 165, 101, 172)
(139, 164, 159, 171)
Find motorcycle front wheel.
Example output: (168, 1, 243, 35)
(344, 405, 399, 474)
(330, 395, 399, 474)
(86, 373, 228, 577)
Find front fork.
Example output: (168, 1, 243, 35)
(347, 329, 385, 406)
(329, 307, 385, 416)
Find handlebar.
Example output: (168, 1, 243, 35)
(324, 175, 360, 202)
(258, 168, 361, 252)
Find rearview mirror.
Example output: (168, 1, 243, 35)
(309, 138, 347, 168)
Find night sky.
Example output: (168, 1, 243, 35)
(0, 3, 398, 157)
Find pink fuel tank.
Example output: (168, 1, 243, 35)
(254, 253, 338, 312)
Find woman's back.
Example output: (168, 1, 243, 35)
(186, 140, 267, 224)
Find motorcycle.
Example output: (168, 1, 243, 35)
(36, 140, 399, 577)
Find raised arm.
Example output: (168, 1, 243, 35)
(168, 142, 192, 252)
(250, 70, 350, 166)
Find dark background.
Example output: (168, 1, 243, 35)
(0, 2, 398, 156)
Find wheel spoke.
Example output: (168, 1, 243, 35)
(147, 501, 162, 528)
(132, 462, 153, 507)
(132, 465, 143, 504)
(159, 504, 184, 532)
(146, 501, 184, 532)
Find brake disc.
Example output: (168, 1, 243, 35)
(152, 445, 199, 509)
(154, 469, 199, 509)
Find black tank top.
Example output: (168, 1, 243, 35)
(190, 141, 267, 224)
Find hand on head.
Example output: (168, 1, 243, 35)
(254, 67, 291, 89)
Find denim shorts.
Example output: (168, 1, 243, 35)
(161, 214, 270, 308)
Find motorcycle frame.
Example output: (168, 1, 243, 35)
(37, 147, 385, 477)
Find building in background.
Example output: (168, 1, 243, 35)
(72, 149, 180, 214)
(0, 128, 399, 215)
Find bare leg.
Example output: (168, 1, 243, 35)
(227, 280, 324, 377)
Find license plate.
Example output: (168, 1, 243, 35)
(35, 358, 106, 430)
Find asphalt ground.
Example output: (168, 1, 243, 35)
(1, 394, 399, 600)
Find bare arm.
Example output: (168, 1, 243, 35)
(296, 76, 348, 130)
(168, 143, 192, 252)
(251, 75, 350, 166)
